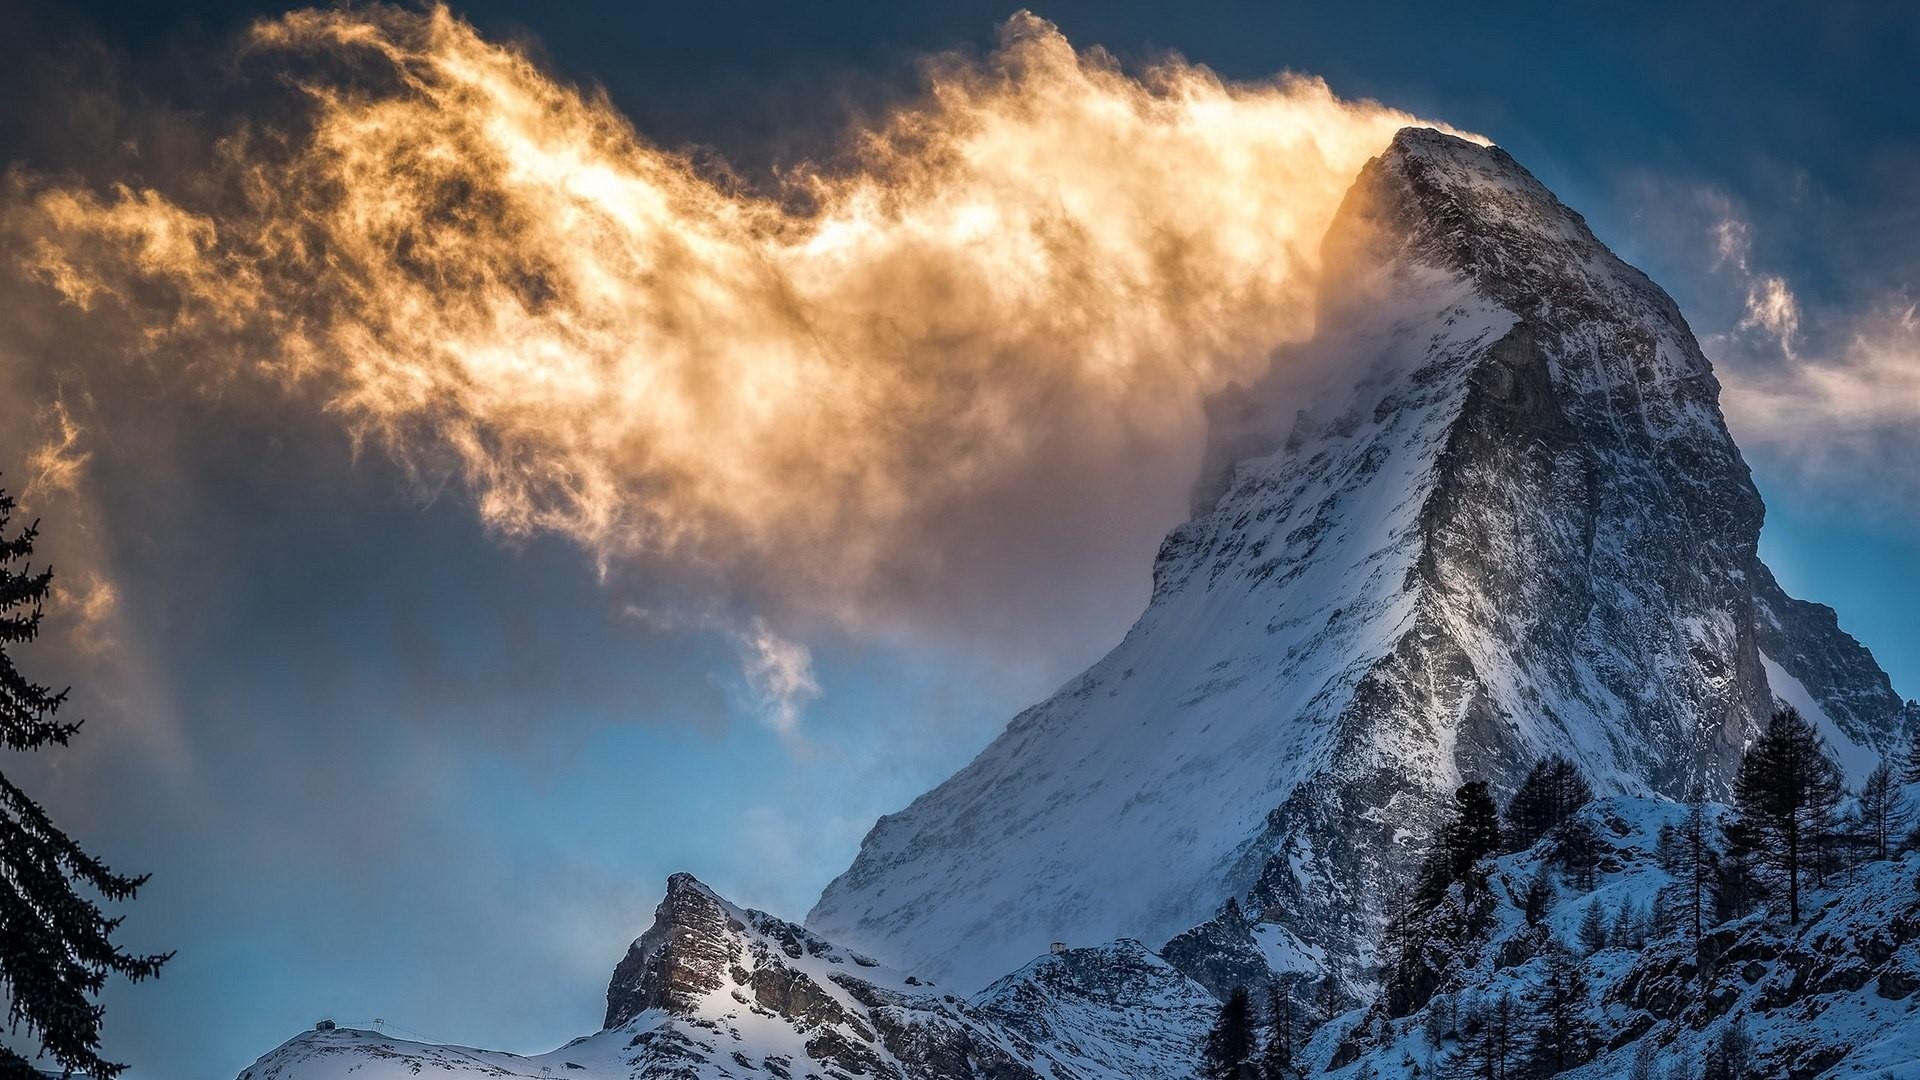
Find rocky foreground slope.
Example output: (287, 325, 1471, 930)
(240, 793, 1920, 1079)
(1310, 795, 1920, 1079)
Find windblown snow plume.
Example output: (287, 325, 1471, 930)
(6, 4, 1469, 634)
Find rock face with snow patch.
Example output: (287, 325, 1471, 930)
(973, 940, 1220, 1078)
(238, 873, 1216, 1080)
(807, 127, 1914, 996)
(598, 873, 1040, 1079)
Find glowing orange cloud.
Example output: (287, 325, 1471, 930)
(12, 6, 1474, 632)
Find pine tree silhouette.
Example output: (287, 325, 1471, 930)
(1902, 724, 1920, 785)
(1855, 759, 1908, 861)
(1259, 981, 1298, 1080)
(1202, 986, 1258, 1080)
(1732, 707, 1844, 924)
(1526, 945, 1593, 1074)
(0, 484, 170, 1078)
(1502, 756, 1592, 851)
(1443, 782, 1502, 883)
(1521, 868, 1554, 927)
(1576, 901, 1609, 955)
(1663, 787, 1715, 974)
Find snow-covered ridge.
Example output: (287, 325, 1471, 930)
(237, 873, 1219, 1080)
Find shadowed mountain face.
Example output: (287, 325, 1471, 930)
(806, 127, 1914, 996)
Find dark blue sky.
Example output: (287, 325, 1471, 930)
(1, 3, 1916, 1077)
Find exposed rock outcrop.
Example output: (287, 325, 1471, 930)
(242, 873, 1217, 1079)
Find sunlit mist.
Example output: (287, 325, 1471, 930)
(10, 5, 1471, 634)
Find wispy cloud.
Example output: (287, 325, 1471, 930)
(1625, 179, 1920, 517)
(1707, 199, 1802, 357)
(3, 5, 1471, 672)
(621, 604, 820, 737)
(24, 397, 91, 500)
(1719, 298, 1920, 508)
(59, 571, 120, 655)
(732, 617, 821, 737)
(1738, 275, 1802, 357)
(1686, 201, 1920, 512)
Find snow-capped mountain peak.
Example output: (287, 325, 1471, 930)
(234, 126, 1917, 1080)
(806, 126, 1912, 996)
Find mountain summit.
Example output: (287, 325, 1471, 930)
(806, 127, 1913, 995)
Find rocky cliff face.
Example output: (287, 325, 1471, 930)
(807, 127, 1913, 997)
(598, 873, 1046, 1080)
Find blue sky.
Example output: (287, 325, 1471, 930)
(0, 3, 1915, 1076)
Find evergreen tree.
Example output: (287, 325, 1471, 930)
(0, 485, 169, 1078)
(1450, 992, 1517, 1080)
(1649, 890, 1680, 939)
(1610, 901, 1640, 951)
(1409, 848, 1455, 915)
(1714, 820, 1764, 924)
(1521, 868, 1555, 927)
(1317, 966, 1341, 1024)
(1903, 723, 1920, 785)
(1502, 756, 1593, 851)
(1444, 781, 1502, 883)
(1662, 789, 1715, 971)
(1423, 991, 1452, 1047)
(1487, 992, 1516, 1080)
(1377, 883, 1410, 990)
(1527, 945, 1593, 1074)
(1732, 707, 1844, 924)
(1555, 817, 1603, 892)
(1577, 901, 1609, 955)
(1609, 901, 1632, 948)
(1855, 758, 1908, 861)
(1383, 783, 1505, 1019)
(1203, 986, 1259, 1080)
(1701, 1017, 1752, 1080)
(1260, 982, 1299, 1080)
